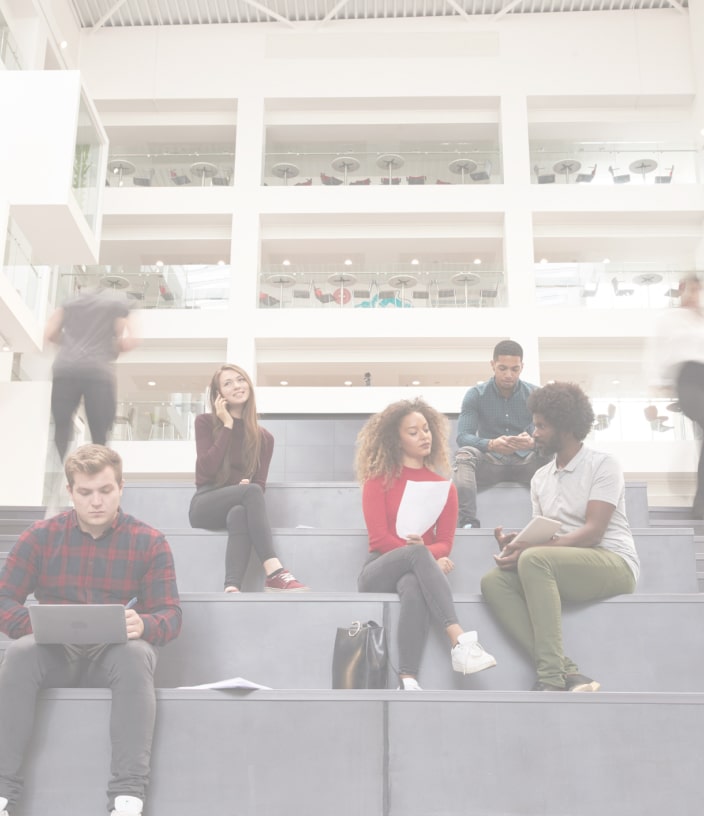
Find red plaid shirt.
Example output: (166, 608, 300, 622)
(0, 509, 181, 646)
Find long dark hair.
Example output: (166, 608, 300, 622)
(207, 364, 262, 486)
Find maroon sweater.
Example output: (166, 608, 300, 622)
(194, 413, 274, 489)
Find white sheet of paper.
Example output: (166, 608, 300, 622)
(396, 480, 452, 539)
(178, 676, 271, 691)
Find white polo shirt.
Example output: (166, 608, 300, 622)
(530, 444, 640, 581)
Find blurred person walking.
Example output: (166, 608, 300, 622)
(647, 275, 704, 519)
(44, 288, 138, 461)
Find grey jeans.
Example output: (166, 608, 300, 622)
(358, 545, 458, 677)
(452, 446, 545, 526)
(189, 483, 278, 589)
(0, 635, 158, 811)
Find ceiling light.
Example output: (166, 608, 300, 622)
(147, 380, 156, 387)
(473, 258, 481, 265)
(282, 259, 291, 266)
(60, 40, 68, 49)
(411, 380, 420, 386)
(603, 258, 611, 264)
(612, 379, 620, 385)
(280, 380, 289, 386)
(539, 258, 549, 265)
(344, 259, 353, 266)
(344, 380, 352, 386)
(217, 260, 225, 266)
(410, 258, 420, 265)
(155, 260, 164, 268)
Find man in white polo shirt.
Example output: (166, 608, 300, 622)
(481, 382, 639, 692)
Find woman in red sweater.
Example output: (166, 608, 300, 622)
(356, 398, 496, 690)
(189, 364, 307, 592)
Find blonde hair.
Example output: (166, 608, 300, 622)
(355, 398, 450, 486)
(64, 444, 123, 487)
(207, 364, 262, 487)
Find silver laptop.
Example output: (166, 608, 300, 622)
(29, 604, 128, 645)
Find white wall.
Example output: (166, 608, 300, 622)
(0, 381, 51, 505)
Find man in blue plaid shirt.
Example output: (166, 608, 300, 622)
(0, 445, 181, 816)
(453, 340, 546, 528)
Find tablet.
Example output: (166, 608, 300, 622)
(29, 604, 128, 645)
(511, 515, 561, 546)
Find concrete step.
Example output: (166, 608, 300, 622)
(15, 689, 703, 816)
(115, 479, 651, 530)
(4, 593, 683, 693)
(13, 689, 704, 816)
(0, 528, 696, 595)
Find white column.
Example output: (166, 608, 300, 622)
(226, 95, 266, 380)
(689, 5, 704, 271)
(500, 92, 535, 310)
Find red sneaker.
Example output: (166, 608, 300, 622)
(264, 570, 309, 592)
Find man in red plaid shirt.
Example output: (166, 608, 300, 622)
(0, 445, 181, 816)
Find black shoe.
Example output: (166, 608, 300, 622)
(532, 680, 566, 691)
(565, 673, 600, 692)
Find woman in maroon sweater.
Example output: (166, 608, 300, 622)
(189, 364, 307, 592)
(356, 398, 495, 689)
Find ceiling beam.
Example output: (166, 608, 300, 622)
(89, 0, 130, 31)
(315, 0, 354, 27)
(493, 0, 523, 19)
(663, 0, 686, 12)
(443, 0, 473, 22)
(237, 0, 297, 27)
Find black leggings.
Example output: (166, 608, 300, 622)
(51, 374, 116, 461)
(189, 484, 278, 589)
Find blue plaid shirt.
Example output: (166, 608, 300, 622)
(456, 378, 538, 459)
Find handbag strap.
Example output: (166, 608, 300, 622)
(347, 620, 400, 681)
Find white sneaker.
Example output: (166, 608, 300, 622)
(0, 794, 8, 816)
(398, 677, 423, 690)
(111, 795, 143, 816)
(451, 631, 497, 675)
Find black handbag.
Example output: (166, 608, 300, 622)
(332, 620, 388, 689)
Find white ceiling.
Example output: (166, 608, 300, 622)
(68, 0, 687, 29)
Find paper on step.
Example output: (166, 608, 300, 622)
(178, 676, 271, 691)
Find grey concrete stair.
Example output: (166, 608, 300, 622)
(107, 593, 704, 692)
(116, 479, 651, 530)
(0, 527, 695, 594)
(15, 689, 704, 816)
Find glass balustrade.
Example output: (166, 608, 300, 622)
(530, 140, 698, 185)
(55, 264, 232, 310)
(73, 95, 105, 231)
(2, 218, 49, 321)
(258, 263, 504, 309)
(0, 12, 22, 70)
(106, 150, 235, 187)
(588, 396, 697, 443)
(535, 262, 686, 309)
(110, 396, 206, 442)
(104, 395, 695, 443)
(263, 146, 501, 186)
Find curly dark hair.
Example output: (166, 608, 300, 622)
(526, 382, 595, 441)
(355, 398, 451, 485)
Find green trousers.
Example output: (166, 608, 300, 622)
(480, 546, 636, 688)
